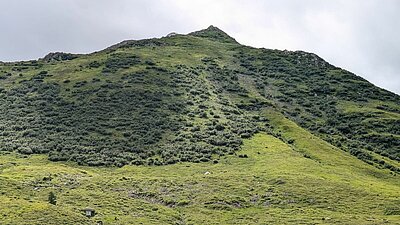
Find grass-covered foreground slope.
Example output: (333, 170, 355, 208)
(0, 113, 399, 224)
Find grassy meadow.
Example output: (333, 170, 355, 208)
(1, 111, 398, 224)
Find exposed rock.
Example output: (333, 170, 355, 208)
(42, 52, 78, 62)
(166, 32, 178, 37)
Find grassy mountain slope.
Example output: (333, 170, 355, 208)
(0, 32, 261, 166)
(0, 26, 399, 224)
(0, 119, 399, 224)
(0, 26, 398, 170)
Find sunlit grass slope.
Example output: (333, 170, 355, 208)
(1, 111, 398, 224)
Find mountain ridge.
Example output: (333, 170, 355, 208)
(0, 26, 398, 170)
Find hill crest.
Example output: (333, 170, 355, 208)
(0, 26, 398, 171)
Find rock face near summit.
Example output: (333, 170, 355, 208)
(0, 25, 399, 170)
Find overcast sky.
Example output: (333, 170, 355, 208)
(0, 0, 399, 94)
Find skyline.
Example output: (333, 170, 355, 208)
(0, 0, 399, 94)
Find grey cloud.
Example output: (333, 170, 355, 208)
(0, 0, 399, 94)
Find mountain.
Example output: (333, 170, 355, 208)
(0, 25, 398, 169)
(0, 26, 399, 224)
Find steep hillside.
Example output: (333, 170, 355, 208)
(0, 26, 398, 171)
(0, 26, 399, 224)
(0, 129, 399, 224)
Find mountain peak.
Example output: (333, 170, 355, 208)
(203, 25, 224, 32)
(189, 25, 238, 44)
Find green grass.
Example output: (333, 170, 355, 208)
(0, 26, 399, 224)
(338, 100, 400, 119)
(0, 26, 398, 166)
(1, 111, 399, 224)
